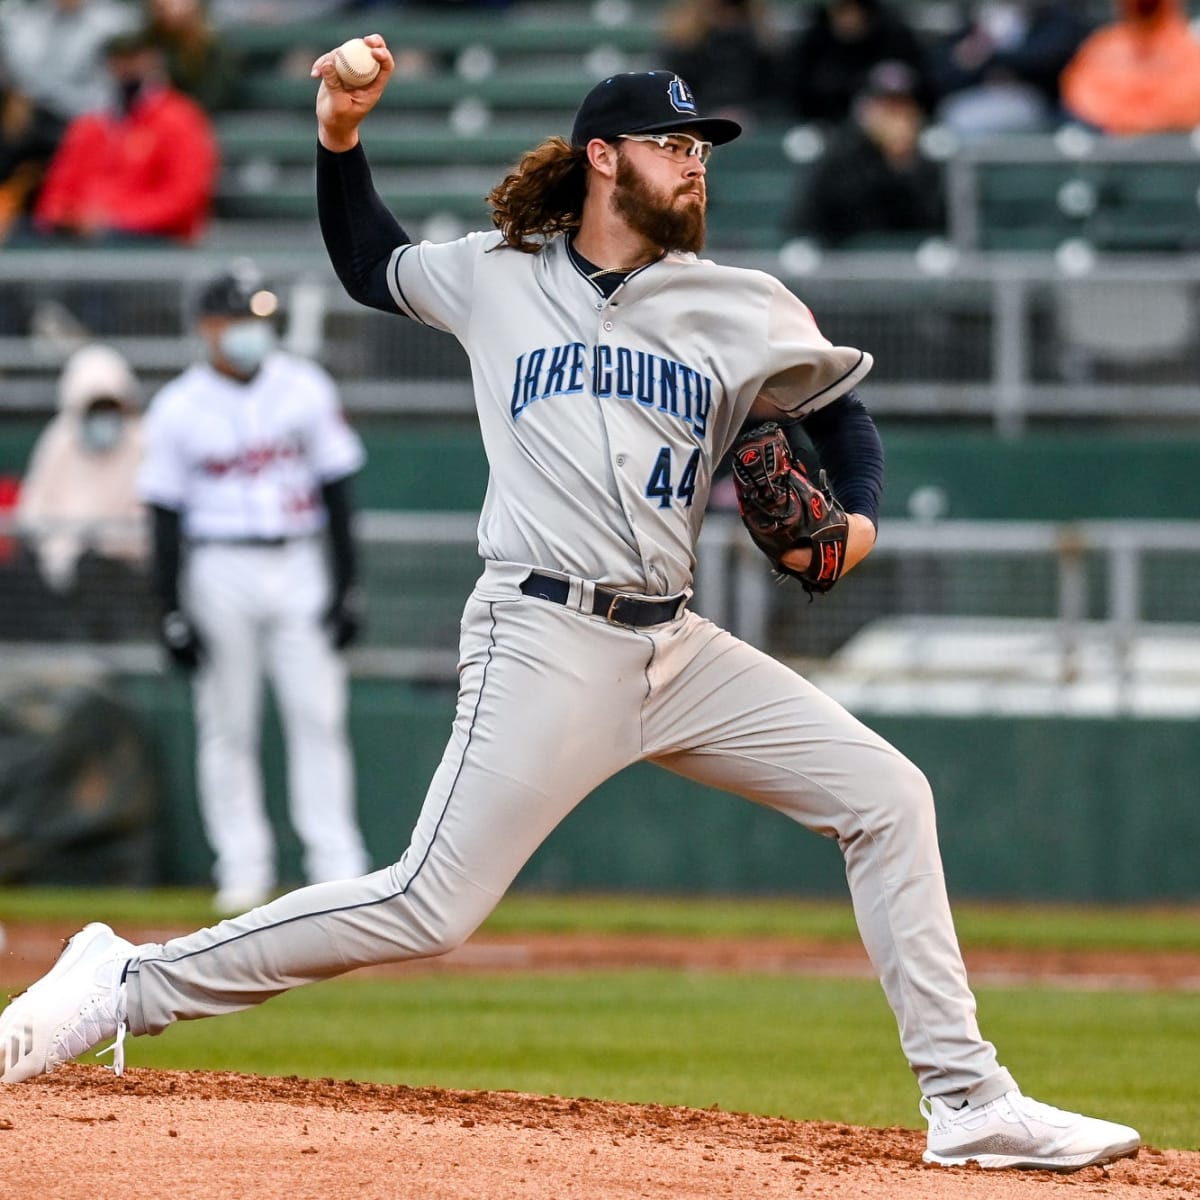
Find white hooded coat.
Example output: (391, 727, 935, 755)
(16, 343, 147, 591)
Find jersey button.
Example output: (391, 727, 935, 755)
(595, 301, 604, 311)
(603, 320, 613, 331)
(616, 454, 627, 467)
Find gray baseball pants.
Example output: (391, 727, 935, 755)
(125, 561, 1017, 1105)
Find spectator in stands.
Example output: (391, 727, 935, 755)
(784, 0, 935, 125)
(144, 0, 242, 113)
(31, 28, 219, 244)
(0, 0, 137, 237)
(1060, 0, 1200, 135)
(658, 0, 779, 126)
(15, 343, 151, 639)
(789, 59, 946, 247)
(932, 1, 1091, 138)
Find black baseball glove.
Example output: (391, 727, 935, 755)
(323, 585, 363, 650)
(729, 421, 850, 595)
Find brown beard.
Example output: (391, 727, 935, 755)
(611, 150, 706, 254)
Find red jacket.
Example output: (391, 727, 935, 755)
(34, 85, 219, 243)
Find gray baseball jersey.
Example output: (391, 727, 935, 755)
(386, 233, 871, 593)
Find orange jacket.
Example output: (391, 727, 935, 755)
(1060, 0, 1200, 134)
(34, 85, 219, 242)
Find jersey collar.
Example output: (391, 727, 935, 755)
(564, 235, 665, 301)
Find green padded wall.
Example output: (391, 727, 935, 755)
(0, 423, 41, 478)
(350, 425, 1200, 518)
(354, 423, 489, 511)
(878, 429, 1200, 520)
(121, 675, 1199, 902)
(6, 410, 1200, 521)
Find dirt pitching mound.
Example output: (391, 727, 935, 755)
(2, 1066, 1197, 1200)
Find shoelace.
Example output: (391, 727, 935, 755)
(922, 1091, 1070, 1131)
(52, 962, 129, 1077)
(94, 969, 130, 1076)
(94, 1017, 128, 1077)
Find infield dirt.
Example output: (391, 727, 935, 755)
(2, 924, 1198, 1199)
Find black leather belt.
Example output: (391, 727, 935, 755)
(520, 571, 685, 628)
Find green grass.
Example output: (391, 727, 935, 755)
(3, 888, 1199, 952)
(2, 889, 1196, 1150)
(120, 972, 1196, 1149)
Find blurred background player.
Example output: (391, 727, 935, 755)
(137, 260, 370, 914)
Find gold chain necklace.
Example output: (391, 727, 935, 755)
(567, 239, 645, 281)
(584, 264, 633, 280)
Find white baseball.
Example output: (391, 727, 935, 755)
(333, 38, 380, 88)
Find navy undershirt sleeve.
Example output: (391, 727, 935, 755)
(320, 474, 359, 600)
(317, 141, 412, 313)
(801, 391, 884, 528)
(149, 503, 184, 614)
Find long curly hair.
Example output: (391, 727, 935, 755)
(487, 136, 589, 253)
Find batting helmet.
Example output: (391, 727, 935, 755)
(195, 259, 279, 321)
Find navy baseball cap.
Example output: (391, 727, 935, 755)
(571, 71, 742, 148)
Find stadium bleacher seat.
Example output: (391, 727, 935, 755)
(1088, 162, 1200, 252)
(213, 8, 663, 233)
(975, 158, 1200, 254)
(211, 5, 806, 247)
(976, 163, 1082, 252)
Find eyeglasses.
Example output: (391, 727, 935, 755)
(618, 132, 713, 165)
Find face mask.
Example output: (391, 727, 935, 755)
(118, 77, 146, 116)
(218, 320, 276, 376)
(81, 411, 124, 453)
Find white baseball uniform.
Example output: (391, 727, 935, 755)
(138, 350, 369, 903)
(123, 148, 1017, 1112)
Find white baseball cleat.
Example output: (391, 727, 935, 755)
(922, 1090, 1140, 1172)
(1, 922, 137, 1084)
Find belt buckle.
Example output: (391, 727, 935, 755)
(605, 592, 681, 626)
(605, 593, 631, 625)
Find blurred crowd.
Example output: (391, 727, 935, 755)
(0, 0, 230, 245)
(2, 0, 1199, 253)
(655, 0, 1200, 247)
(659, 0, 1200, 138)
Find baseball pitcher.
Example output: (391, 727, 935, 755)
(0, 40, 1140, 1176)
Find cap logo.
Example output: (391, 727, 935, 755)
(668, 76, 697, 115)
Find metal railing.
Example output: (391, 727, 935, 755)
(3, 514, 1198, 711)
(2, 246, 1198, 433)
